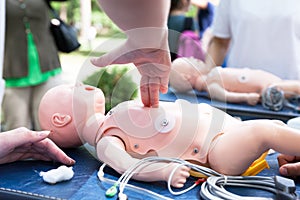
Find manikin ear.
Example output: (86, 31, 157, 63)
(51, 113, 72, 127)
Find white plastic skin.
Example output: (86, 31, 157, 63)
(40, 165, 74, 184)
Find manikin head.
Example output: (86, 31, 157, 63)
(38, 83, 105, 148)
(169, 57, 207, 92)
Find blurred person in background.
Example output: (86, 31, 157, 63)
(191, 0, 215, 39)
(206, 0, 300, 79)
(2, 0, 66, 131)
(167, 0, 199, 61)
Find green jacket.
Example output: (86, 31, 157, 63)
(4, 0, 61, 79)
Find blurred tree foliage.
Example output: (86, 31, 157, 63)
(83, 65, 138, 112)
(186, 5, 198, 17)
(50, 0, 123, 37)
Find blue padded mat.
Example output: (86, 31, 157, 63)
(160, 89, 300, 122)
(0, 146, 300, 200)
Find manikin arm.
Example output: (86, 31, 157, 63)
(207, 82, 260, 105)
(96, 136, 190, 188)
(270, 81, 300, 98)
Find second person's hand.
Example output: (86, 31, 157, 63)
(0, 127, 75, 165)
(277, 154, 300, 177)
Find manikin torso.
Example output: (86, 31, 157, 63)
(97, 99, 240, 165)
(206, 67, 282, 93)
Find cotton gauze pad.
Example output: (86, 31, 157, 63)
(40, 165, 74, 184)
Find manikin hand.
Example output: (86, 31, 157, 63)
(247, 93, 260, 105)
(91, 40, 171, 107)
(164, 163, 191, 188)
(0, 127, 75, 165)
(277, 154, 300, 177)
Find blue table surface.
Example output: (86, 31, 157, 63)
(0, 146, 300, 200)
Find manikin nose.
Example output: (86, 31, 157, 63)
(84, 85, 95, 91)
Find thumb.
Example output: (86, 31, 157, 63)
(90, 53, 113, 68)
(90, 41, 134, 68)
(90, 52, 133, 68)
(279, 163, 300, 177)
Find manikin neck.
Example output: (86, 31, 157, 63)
(81, 113, 105, 146)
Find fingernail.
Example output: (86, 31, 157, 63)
(68, 159, 76, 165)
(38, 131, 50, 137)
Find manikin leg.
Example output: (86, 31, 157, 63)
(208, 120, 300, 175)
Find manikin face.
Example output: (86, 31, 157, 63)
(72, 83, 106, 116)
(38, 83, 105, 147)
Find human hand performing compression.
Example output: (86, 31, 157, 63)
(170, 57, 300, 106)
(91, 0, 172, 107)
(38, 83, 300, 188)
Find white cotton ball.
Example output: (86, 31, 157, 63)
(40, 165, 74, 184)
